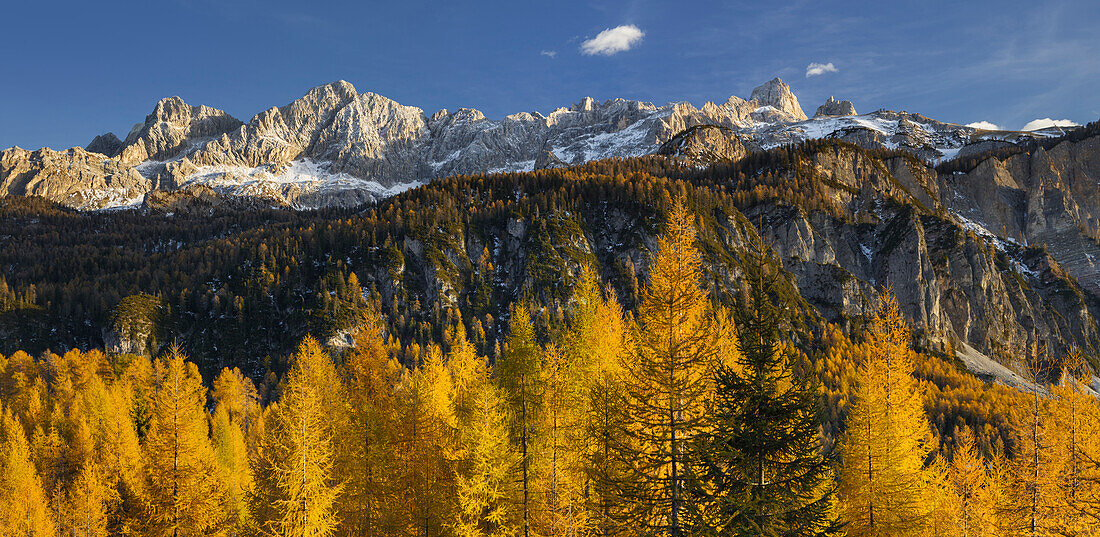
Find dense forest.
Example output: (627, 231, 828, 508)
(1, 198, 1098, 536)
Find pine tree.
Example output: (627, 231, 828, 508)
(497, 304, 545, 537)
(252, 336, 344, 537)
(143, 345, 228, 536)
(837, 294, 934, 537)
(694, 235, 837, 536)
(617, 196, 727, 536)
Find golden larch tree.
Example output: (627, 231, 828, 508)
(143, 345, 228, 536)
(838, 294, 934, 537)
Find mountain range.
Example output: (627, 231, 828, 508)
(0, 78, 1072, 211)
(1, 77, 1098, 390)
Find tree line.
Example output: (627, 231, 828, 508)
(2, 199, 1100, 537)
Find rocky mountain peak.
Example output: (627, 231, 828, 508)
(114, 96, 242, 165)
(573, 97, 598, 112)
(749, 77, 807, 121)
(85, 132, 123, 156)
(815, 96, 857, 117)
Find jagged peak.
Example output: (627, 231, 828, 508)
(749, 77, 807, 121)
(86, 132, 123, 157)
(572, 96, 598, 112)
(815, 96, 857, 117)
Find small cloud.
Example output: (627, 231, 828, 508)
(1021, 118, 1079, 131)
(965, 121, 1001, 131)
(581, 25, 644, 56)
(805, 62, 838, 78)
(540, 50, 558, 59)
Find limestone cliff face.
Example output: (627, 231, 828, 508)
(723, 144, 1100, 364)
(940, 136, 1100, 296)
(0, 146, 150, 208)
(815, 96, 857, 117)
(657, 124, 748, 164)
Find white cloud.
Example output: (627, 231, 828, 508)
(805, 62, 838, 77)
(581, 25, 644, 56)
(540, 50, 557, 59)
(965, 121, 1001, 130)
(1021, 118, 1079, 131)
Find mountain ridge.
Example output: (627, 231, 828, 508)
(1, 77, 1067, 211)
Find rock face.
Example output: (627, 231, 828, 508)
(815, 96, 857, 117)
(85, 133, 122, 156)
(0, 78, 1061, 210)
(939, 135, 1100, 297)
(115, 97, 243, 166)
(657, 124, 747, 164)
(0, 146, 150, 208)
(749, 77, 808, 121)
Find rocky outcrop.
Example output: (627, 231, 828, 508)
(657, 125, 747, 164)
(86, 132, 123, 156)
(815, 96, 857, 117)
(749, 77, 808, 121)
(115, 96, 242, 166)
(0, 146, 150, 208)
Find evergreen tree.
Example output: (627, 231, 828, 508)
(694, 235, 837, 536)
(837, 294, 934, 537)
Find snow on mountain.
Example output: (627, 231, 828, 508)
(0, 78, 1070, 210)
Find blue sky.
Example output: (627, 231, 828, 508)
(2, 0, 1097, 150)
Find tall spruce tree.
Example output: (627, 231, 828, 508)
(693, 234, 837, 536)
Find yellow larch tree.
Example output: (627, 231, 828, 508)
(496, 304, 545, 537)
(946, 426, 997, 536)
(252, 336, 345, 537)
(58, 460, 118, 537)
(0, 405, 55, 536)
(337, 319, 403, 536)
(451, 330, 519, 537)
(565, 267, 633, 537)
(393, 342, 456, 537)
(143, 344, 228, 536)
(617, 196, 728, 536)
(838, 294, 934, 537)
(1046, 345, 1100, 535)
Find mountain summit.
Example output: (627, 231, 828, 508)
(0, 78, 1069, 210)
